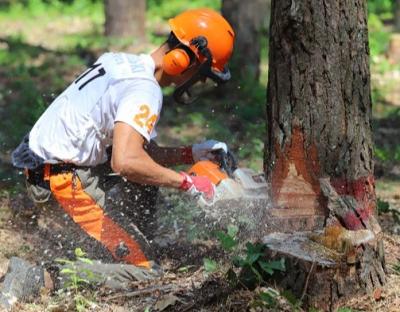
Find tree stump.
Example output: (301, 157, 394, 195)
(262, 0, 386, 307)
(263, 230, 385, 311)
(261, 178, 386, 311)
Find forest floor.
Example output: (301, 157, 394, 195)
(0, 175, 400, 312)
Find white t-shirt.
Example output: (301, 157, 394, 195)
(29, 53, 163, 166)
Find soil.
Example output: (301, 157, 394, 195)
(0, 175, 400, 312)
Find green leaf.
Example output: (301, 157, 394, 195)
(203, 258, 218, 273)
(259, 289, 278, 307)
(76, 277, 90, 284)
(216, 231, 238, 251)
(232, 256, 246, 267)
(60, 268, 77, 275)
(246, 251, 263, 265)
(227, 224, 239, 238)
(177, 265, 195, 273)
(226, 268, 238, 287)
(282, 290, 302, 307)
(258, 261, 274, 275)
(77, 257, 93, 265)
(250, 265, 263, 283)
(393, 262, 400, 274)
(246, 242, 264, 254)
(74, 248, 86, 258)
(258, 258, 286, 275)
(377, 198, 390, 214)
(244, 242, 265, 264)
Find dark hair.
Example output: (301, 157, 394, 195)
(166, 32, 196, 64)
(166, 32, 180, 49)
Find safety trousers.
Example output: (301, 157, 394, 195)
(26, 163, 158, 269)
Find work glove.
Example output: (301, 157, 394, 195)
(179, 172, 215, 202)
(192, 140, 228, 162)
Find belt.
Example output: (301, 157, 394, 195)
(26, 163, 79, 189)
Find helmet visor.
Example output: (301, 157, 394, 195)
(173, 61, 231, 104)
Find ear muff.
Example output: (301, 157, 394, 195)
(162, 48, 191, 76)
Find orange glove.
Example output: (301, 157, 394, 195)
(179, 172, 215, 201)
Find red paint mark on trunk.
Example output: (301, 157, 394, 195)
(269, 127, 376, 231)
(331, 176, 376, 230)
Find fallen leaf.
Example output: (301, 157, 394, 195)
(154, 294, 179, 311)
(373, 288, 382, 301)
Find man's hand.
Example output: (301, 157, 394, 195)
(192, 140, 228, 162)
(179, 172, 215, 201)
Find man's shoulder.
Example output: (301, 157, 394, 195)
(98, 52, 159, 90)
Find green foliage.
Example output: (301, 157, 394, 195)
(251, 288, 279, 309)
(376, 198, 400, 223)
(375, 147, 390, 163)
(375, 144, 400, 164)
(216, 225, 239, 251)
(336, 308, 359, 312)
(367, 0, 393, 17)
(55, 248, 98, 312)
(0, 34, 86, 149)
(368, 13, 391, 57)
(281, 290, 303, 311)
(233, 242, 285, 289)
(0, 0, 103, 22)
(203, 258, 218, 273)
(204, 225, 286, 293)
(393, 260, 400, 275)
(147, 0, 220, 21)
(377, 198, 390, 214)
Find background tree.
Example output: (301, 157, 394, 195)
(221, 0, 269, 82)
(263, 0, 386, 308)
(395, 0, 400, 32)
(104, 0, 146, 39)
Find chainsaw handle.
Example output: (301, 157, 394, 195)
(212, 149, 237, 177)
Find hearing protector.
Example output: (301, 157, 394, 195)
(162, 33, 231, 103)
(162, 48, 191, 76)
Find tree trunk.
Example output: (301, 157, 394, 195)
(104, 0, 146, 40)
(395, 0, 400, 32)
(266, 0, 374, 232)
(221, 0, 269, 82)
(263, 0, 386, 309)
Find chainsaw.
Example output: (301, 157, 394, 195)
(187, 150, 270, 233)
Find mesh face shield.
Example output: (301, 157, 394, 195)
(173, 36, 231, 104)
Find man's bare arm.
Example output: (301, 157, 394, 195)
(144, 141, 193, 167)
(111, 122, 183, 188)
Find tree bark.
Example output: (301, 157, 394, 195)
(221, 0, 269, 82)
(265, 0, 374, 231)
(104, 0, 146, 40)
(263, 0, 386, 308)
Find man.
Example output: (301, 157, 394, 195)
(1, 8, 235, 309)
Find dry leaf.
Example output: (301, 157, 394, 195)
(154, 294, 179, 311)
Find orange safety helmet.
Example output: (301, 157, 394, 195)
(165, 8, 236, 103)
(168, 8, 235, 73)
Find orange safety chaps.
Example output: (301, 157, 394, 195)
(36, 164, 157, 269)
